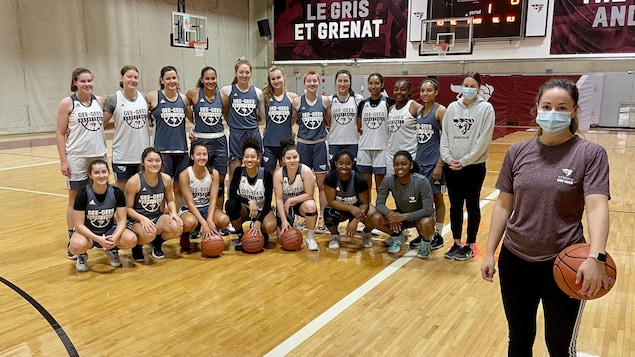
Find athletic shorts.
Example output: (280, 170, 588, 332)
(418, 165, 447, 195)
(297, 141, 329, 173)
(329, 144, 358, 162)
(67, 155, 108, 190)
(112, 163, 140, 182)
(126, 215, 161, 230)
(323, 206, 356, 227)
(276, 204, 302, 226)
(161, 152, 189, 182)
(228, 128, 262, 161)
(192, 137, 228, 174)
(262, 146, 283, 172)
(357, 149, 386, 174)
(178, 205, 210, 220)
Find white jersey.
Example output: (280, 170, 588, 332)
(185, 166, 211, 209)
(282, 164, 306, 202)
(109, 90, 149, 164)
(328, 93, 363, 145)
(66, 94, 107, 157)
(387, 100, 418, 157)
(358, 96, 390, 150)
(239, 167, 266, 210)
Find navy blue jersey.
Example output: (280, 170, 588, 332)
(133, 173, 165, 220)
(150, 91, 187, 153)
(263, 93, 293, 147)
(193, 88, 224, 134)
(297, 95, 327, 141)
(226, 84, 260, 130)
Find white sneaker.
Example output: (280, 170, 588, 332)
(104, 249, 122, 267)
(227, 223, 237, 234)
(328, 235, 340, 249)
(371, 228, 383, 236)
(356, 223, 365, 233)
(306, 237, 319, 251)
(76, 253, 88, 272)
(362, 233, 373, 248)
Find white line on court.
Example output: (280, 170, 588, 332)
(264, 189, 501, 357)
(0, 161, 58, 171)
(0, 186, 66, 198)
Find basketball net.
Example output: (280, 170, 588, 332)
(194, 41, 207, 57)
(435, 43, 449, 57)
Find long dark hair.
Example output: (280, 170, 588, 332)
(535, 78, 580, 135)
(70, 67, 93, 92)
(393, 150, 421, 174)
(159, 65, 178, 90)
(197, 66, 217, 89)
(335, 69, 355, 97)
(140, 147, 162, 172)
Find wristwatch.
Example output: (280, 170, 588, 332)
(589, 252, 607, 263)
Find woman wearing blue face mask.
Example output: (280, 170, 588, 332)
(480, 79, 610, 356)
(439, 71, 495, 261)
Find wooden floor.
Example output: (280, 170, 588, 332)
(0, 129, 633, 356)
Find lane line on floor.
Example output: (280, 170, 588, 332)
(0, 186, 66, 198)
(265, 190, 501, 356)
(0, 161, 58, 171)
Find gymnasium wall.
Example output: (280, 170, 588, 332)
(0, 0, 270, 135)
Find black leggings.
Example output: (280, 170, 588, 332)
(443, 163, 486, 244)
(498, 245, 584, 357)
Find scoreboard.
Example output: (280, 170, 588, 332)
(429, 0, 526, 39)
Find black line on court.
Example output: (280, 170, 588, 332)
(0, 276, 78, 356)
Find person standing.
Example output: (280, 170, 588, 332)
(292, 70, 332, 233)
(440, 71, 495, 261)
(409, 78, 447, 251)
(261, 66, 298, 173)
(186, 66, 228, 212)
(386, 79, 423, 175)
(328, 69, 364, 161)
(481, 78, 610, 356)
(103, 65, 150, 192)
(56, 67, 107, 260)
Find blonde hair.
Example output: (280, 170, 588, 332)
(262, 66, 285, 104)
(231, 57, 253, 85)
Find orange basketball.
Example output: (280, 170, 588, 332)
(200, 233, 225, 258)
(553, 243, 617, 300)
(280, 227, 303, 251)
(242, 231, 265, 254)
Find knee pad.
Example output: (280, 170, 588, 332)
(224, 199, 242, 220)
(304, 211, 318, 217)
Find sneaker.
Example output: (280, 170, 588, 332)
(131, 245, 145, 262)
(235, 235, 243, 251)
(357, 223, 366, 233)
(362, 233, 373, 248)
(371, 228, 383, 236)
(104, 248, 122, 267)
(190, 229, 201, 240)
(315, 225, 329, 234)
(328, 235, 341, 249)
(151, 241, 165, 259)
(76, 253, 88, 272)
(454, 245, 474, 261)
(387, 234, 404, 253)
(296, 221, 307, 230)
(416, 240, 431, 259)
(444, 244, 462, 259)
(179, 234, 191, 252)
(430, 233, 444, 250)
(382, 236, 394, 247)
(67, 242, 77, 260)
(409, 236, 422, 248)
(306, 237, 319, 251)
(227, 223, 237, 234)
(219, 228, 230, 236)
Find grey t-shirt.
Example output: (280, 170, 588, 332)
(497, 136, 610, 262)
(376, 173, 434, 222)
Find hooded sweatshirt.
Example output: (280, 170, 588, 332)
(440, 96, 495, 166)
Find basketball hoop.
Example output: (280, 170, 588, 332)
(434, 43, 449, 57)
(193, 41, 207, 57)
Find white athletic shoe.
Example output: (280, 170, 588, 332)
(306, 238, 319, 251)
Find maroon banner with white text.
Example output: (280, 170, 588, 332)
(551, 0, 635, 54)
(273, 0, 408, 60)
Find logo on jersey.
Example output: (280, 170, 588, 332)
(138, 193, 164, 213)
(557, 168, 574, 185)
(123, 108, 147, 129)
(86, 208, 115, 229)
(198, 106, 222, 126)
(160, 107, 185, 127)
(417, 123, 434, 143)
(363, 114, 384, 130)
(232, 98, 257, 117)
(76, 107, 104, 131)
(453, 118, 474, 135)
(387, 116, 404, 133)
(332, 107, 355, 125)
(268, 106, 290, 124)
(301, 112, 324, 130)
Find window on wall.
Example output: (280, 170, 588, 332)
(618, 104, 635, 127)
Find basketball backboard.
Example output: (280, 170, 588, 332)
(171, 12, 208, 49)
(419, 17, 473, 56)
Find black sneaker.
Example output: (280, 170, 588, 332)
(131, 245, 145, 262)
(151, 241, 165, 259)
(219, 228, 230, 236)
(444, 244, 461, 259)
(235, 234, 243, 251)
(454, 245, 474, 261)
(409, 236, 422, 249)
(430, 233, 444, 250)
